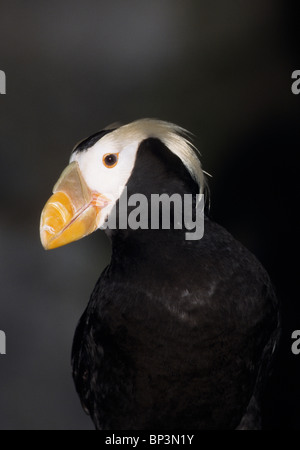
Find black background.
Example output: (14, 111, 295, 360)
(0, 0, 299, 429)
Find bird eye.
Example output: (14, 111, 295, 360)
(103, 153, 119, 168)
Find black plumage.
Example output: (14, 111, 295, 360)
(71, 137, 280, 430)
(73, 128, 117, 153)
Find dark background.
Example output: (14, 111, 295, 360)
(0, 0, 299, 430)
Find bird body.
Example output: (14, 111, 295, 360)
(40, 119, 279, 430)
(72, 217, 278, 430)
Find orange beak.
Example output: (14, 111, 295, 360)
(40, 161, 109, 250)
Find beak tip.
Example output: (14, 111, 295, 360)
(40, 203, 61, 251)
(40, 226, 50, 251)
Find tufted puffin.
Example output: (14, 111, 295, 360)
(40, 119, 280, 430)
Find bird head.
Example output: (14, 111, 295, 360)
(40, 119, 206, 250)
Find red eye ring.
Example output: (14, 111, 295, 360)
(103, 153, 119, 168)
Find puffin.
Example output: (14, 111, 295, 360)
(40, 119, 280, 430)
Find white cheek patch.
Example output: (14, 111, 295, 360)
(70, 140, 140, 228)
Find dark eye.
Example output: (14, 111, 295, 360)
(103, 153, 119, 168)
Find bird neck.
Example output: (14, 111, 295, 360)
(104, 137, 204, 282)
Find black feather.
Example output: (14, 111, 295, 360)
(73, 129, 116, 153)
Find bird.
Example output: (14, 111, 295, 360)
(40, 118, 280, 430)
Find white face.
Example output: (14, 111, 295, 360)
(70, 135, 138, 196)
(70, 130, 142, 227)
